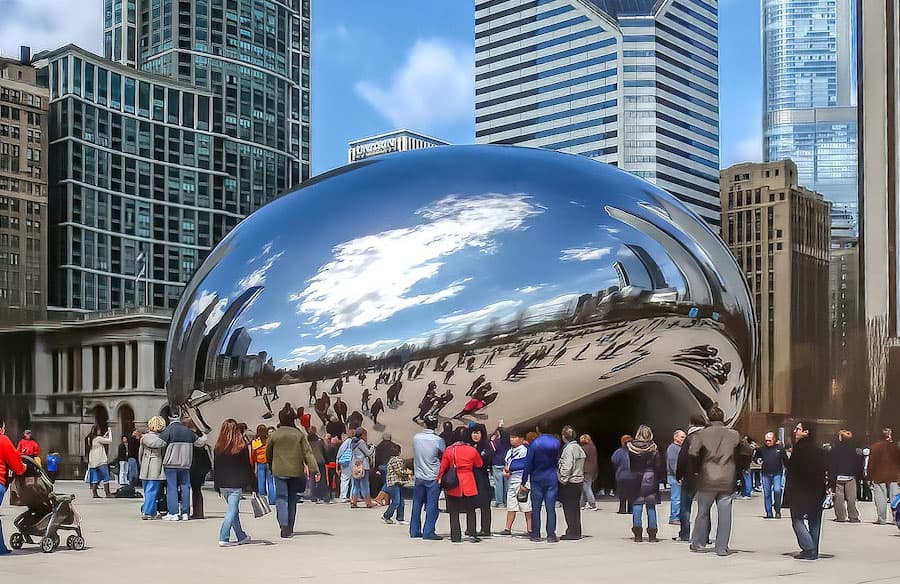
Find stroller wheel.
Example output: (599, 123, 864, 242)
(9, 533, 24, 550)
(66, 535, 76, 549)
(71, 536, 85, 551)
(40, 536, 56, 553)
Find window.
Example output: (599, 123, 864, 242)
(124, 78, 136, 113)
(97, 68, 108, 105)
(138, 81, 150, 117)
(110, 72, 122, 109)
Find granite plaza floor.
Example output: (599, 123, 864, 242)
(1, 481, 899, 583)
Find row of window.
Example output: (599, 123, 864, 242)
(0, 87, 43, 109)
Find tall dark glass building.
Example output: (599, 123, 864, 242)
(38, 1, 310, 312)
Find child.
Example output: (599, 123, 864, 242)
(46, 451, 61, 483)
(381, 444, 410, 525)
(498, 428, 532, 536)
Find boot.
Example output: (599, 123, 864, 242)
(350, 496, 359, 508)
(632, 527, 643, 542)
(91, 484, 100, 499)
(104, 483, 114, 498)
(647, 528, 658, 542)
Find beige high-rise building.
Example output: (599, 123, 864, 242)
(0, 48, 49, 318)
(720, 160, 831, 421)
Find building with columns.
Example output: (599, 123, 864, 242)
(0, 307, 170, 477)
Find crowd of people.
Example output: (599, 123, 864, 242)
(1, 405, 900, 555)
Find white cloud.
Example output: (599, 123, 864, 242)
(435, 300, 523, 330)
(560, 247, 612, 262)
(248, 321, 281, 333)
(354, 38, 474, 130)
(525, 293, 581, 319)
(291, 194, 542, 337)
(235, 250, 284, 295)
(516, 285, 545, 294)
(0, 0, 102, 58)
(281, 338, 401, 365)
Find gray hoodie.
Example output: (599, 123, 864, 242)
(159, 421, 208, 470)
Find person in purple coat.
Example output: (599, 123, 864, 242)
(626, 425, 664, 542)
(611, 434, 635, 514)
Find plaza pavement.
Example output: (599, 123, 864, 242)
(2, 482, 899, 583)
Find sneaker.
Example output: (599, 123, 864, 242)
(849, 518, 861, 523)
(422, 535, 443, 541)
(218, 541, 236, 547)
(547, 536, 559, 543)
(396, 520, 407, 525)
(775, 511, 782, 519)
(236, 535, 251, 545)
(163, 514, 181, 521)
(383, 517, 395, 525)
(180, 513, 190, 521)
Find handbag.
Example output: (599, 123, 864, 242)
(440, 448, 459, 491)
(251, 492, 272, 518)
(822, 493, 834, 510)
(351, 460, 366, 479)
(516, 485, 530, 503)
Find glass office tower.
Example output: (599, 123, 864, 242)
(475, 0, 721, 225)
(762, 0, 857, 214)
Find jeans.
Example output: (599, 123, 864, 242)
(127, 458, 139, 487)
(492, 465, 508, 506)
(383, 484, 404, 521)
(274, 476, 305, 532)
(581, 474, 597, 508)
(118, 461, 129, 485)
(834, 478, 859, 521)
(339, 466, 351, 500)
(351, 470, 370, 499)
(742, 469, 752, 497)
(165, 468, 191, 516)
(872, 482, 900, 523)
(530, 479, 558, 539)
(761, 472, 783, 517)
(219, 488, 248, 543)
(559, 482, 583, 537)
(632, 503, 658, 529)
(256, 463, 276, 505)
(409, 478, 441, 538)
(668, 476, 681, 521)
(791, 506, 823, 557)
(142, 479, 161, 516)
(678, 487, 696, 540)
(693, 491, 734, 554)
(0, 483, 8, 554)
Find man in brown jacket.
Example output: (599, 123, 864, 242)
(688, 404, 753, 556)
(867, 428, 900, 524)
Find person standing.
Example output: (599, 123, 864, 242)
(46, 451, 61, 483)
(491, 422, 511, 508)
(159, 415, 208, 521)
(785, 421, 828, 560)
(688, 404, 751, 556)
(867, 427, 900, 525)
(212, 419, 254, 547)
(373, 432, 399, 506)
(251, 425, 276, 505)
(612, 435, 635, 514)
(307, 427, 330, 504)
(138, 416, 167, 520)
(190, 436, 212, 520)
(498, 428, 532, 536)
(0, 418, 26, 556)
(627, 425, 663, 542)
(350, 428, 376, 508)
(829, 429, 863, 523)
(518, 430, 562, 543)
(16, 429, 40, 465)
(438, 428, 483, 543)
(127, 431, 141, 487)
(381, 443, 410, 524)
(579, 434, 598, 511)
(87, 425, 114, 498)
(409, 417, 445, 540)
(336, 434, 353, 503)
(557, 425, 586, 540)
(467, 423, 494, 537)
(755, 431, 787, 519)
(667, 430, 686, 525)
(117, 435, 129, 485)
(266, 408, 320, 538)
(674, 416, 706, 542)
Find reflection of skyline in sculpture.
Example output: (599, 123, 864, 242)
(163, 146, 756, 453)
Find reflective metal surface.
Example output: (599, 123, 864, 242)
(166, 145, 756, 447)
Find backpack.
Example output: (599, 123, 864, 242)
(337, 442, 353, 466)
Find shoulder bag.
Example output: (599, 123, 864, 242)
(440, 447, 459, 491)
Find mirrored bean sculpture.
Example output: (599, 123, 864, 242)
(165, 145, 756, 452)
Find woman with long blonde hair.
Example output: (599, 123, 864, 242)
(213, 419, 254, 546)
(139, 416, 167, 519)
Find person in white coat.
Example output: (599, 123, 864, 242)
(87, 425, 114, 498)
(139, 416, 168, 519)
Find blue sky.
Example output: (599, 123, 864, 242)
(0, 0, 764, 175)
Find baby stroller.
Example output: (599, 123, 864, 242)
(7, 455, 85, 553)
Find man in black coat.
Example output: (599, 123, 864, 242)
(673, 415, 707, 542)
(785, 420, 828, 560)
(828, 429, 864, 523)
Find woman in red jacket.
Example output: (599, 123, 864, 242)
(1, 418, 27, 556)
(438, 427, 483, 543)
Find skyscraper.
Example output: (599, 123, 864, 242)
(762, 0, 857, 213)
(475, 0, 720, 225)
(720, 160, 831, 422)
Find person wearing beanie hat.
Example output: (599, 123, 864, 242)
(374, 431, 400, 506)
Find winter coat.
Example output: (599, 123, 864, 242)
(627, 449, 663, 505)
(675, 425, 704, 489)
(138, 432, 167, 481)
(688, 422, 750, 492)
(867, 439, 900, 483)
(472, 441, 493, 507)
(785, 436, 827, 514)
(213, 446, 255, 491)
(612, 446, 637, 493)
(88, 431, 113, 469)
(828, 440, 864, 487)
(558, 440, 587, 484)
(582, 441, 599, 478)
(438, 442, 483, 498)
(0, 434, 26, 488)
(159, 421, 208, 470)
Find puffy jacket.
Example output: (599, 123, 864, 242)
(159, 421, 208, 470)
(628, 449, 663, 506)
(139, 432, 167, 481)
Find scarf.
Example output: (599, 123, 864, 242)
(627, 440, 658, 455)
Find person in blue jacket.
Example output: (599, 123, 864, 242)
(512, 429, 562, 543)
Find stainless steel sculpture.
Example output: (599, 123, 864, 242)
(165, 146, 755, 449)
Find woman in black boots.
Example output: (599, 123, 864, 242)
(627, 425, 663, 542)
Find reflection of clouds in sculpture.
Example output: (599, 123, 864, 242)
(516, 284, 545, 294)
(248, 322, 281, 333)
(525, 293, 581, 318)
(434, 300, 523, 332)
(234, 250, 284, 296)
(290, 194, 543, 337)
(281, 338, 403, 366)
(560, 247, 613, 262)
